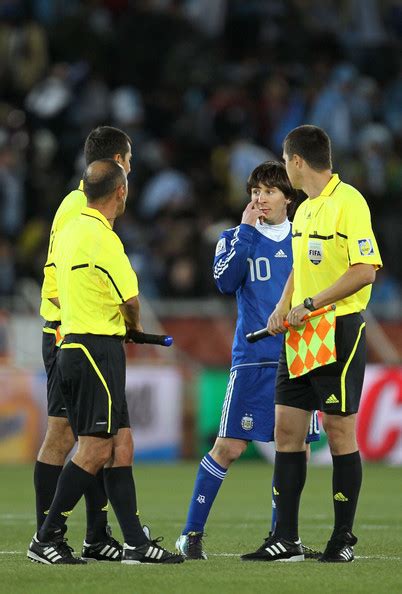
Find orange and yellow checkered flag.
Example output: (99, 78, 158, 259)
(285, 305, 337, 379)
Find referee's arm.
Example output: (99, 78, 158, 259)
(304, 263, 376, 312)
(120, 296, 143, 333)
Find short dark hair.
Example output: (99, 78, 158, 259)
(283, 125, 332, 171)
(84, 126, 131, 165)
(83, 159, 126, 202)
(247, 161, 298, 202)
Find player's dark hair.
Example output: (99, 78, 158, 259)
(84, 126, 131, 165)
(83, 159, 126, 202)
(283, 125, 332, 171)
(247, 161, 298, 204)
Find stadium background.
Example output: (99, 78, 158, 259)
(0, 0, 401, 468)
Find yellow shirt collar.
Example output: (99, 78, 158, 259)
(319, 173, 341, 197)
(79, 180, 84, 191)
(81, 206, 113, 230)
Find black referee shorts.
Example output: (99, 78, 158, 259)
(275, 313, 366, 415)
(58, 334, 130, 437)
(42, 321, 67, 418)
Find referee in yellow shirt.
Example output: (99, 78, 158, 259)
(243, 125, 382, 563)
(28, 159, 183, 565)
(35, 126, 132, 561)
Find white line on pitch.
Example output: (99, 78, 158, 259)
(0, 551, 400, 561)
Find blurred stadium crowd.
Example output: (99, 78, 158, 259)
(0, 0, 401, 317)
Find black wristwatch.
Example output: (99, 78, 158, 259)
(303, 297, 316, 312)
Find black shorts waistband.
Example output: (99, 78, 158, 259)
(44, 320, 61, 330)
(64, 333, 124, 343)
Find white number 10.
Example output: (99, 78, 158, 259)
(247, 257, 271, 282)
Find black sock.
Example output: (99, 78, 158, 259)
(34, 461, 63, 532)
(273, 451, 306, 541)
(104, 467, 148, 547)
(84, 469, 108, 543)
(38, 461, 95, 542)
(332, 451, 362, 537)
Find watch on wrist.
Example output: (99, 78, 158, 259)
(303, 297, 316, 312)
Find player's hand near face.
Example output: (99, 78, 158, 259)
(241, 197, 264, 227)
(287, 304, 310, 327)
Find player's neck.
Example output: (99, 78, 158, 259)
(302, 170, 332, 199)
(87, 202, 116, 228)
(258, 216, 288, 227)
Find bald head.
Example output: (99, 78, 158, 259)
(83, 159, 127, 204)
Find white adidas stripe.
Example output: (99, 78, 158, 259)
(265, 541, 288, 556)
(218, 371, 235, 437)
(218, 370, 237, 437)
(213, 229, 240, 279)
(42, 546, 62, 563)
(200, 458, 226, 480)
(100, 545, 109, 555)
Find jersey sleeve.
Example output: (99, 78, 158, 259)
(342, 195, 382, 268)
(213, 224, 256, 294)
(41, 263, 58, 299)
(96, 236, 139, 303)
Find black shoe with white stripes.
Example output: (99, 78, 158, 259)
(318, 529, 357, 563)
(27, 533, 86, 565)
(241, 534, 304, 562)
(121, 536, 185, 564)
(81, 525, 122, 562)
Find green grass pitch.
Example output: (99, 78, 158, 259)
(0, 462, 401, 594)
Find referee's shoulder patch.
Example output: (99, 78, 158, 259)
(215, 237, 227, 257)
(358, 238, 374, 256)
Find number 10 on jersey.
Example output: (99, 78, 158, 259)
(247, 257, 271, 282)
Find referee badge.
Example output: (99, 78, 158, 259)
(241, 413, 253, 431)
(308, 240, 323, 265)
(358, 238, 374, 256)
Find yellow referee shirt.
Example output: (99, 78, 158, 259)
(292, 174, 382, 316)
(43, 207, 139, 336)
(40, 183, 86, 321)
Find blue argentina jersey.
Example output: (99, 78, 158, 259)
(213, 222, 292, 369)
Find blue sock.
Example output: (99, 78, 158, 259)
(271, 477, 277, 533)
(183, 453, 227, 534)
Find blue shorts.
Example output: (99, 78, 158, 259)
(218, 365, 320, 443)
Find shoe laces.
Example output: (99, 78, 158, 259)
(149, 536, 164, 548)
(301, 544, 320, 555)
(57, 538, 74, 557)
(187, 532, 204, 555)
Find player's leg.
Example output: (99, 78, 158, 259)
(28, 434, 112, 565)
(242, 350, 314, 562)
(313, 313, 365, 562)
(34, 416, 75, 531)
(93, 338, 183, 565)
(272, 404, 312, 537)
(34, 327, 75, 531)
(105, 430, 183, 564)
(29, 335, 118, 564)
(320, 412, 361, 562)
(103, 427, 148, 548)
(176, 436, 247, 559)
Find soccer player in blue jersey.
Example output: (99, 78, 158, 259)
(176, 161, 320, 560)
